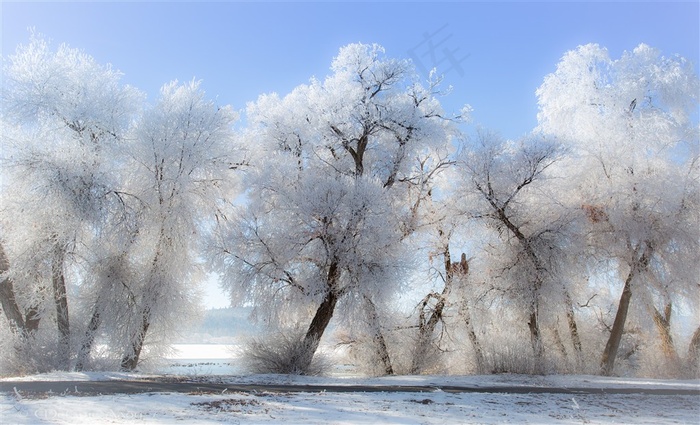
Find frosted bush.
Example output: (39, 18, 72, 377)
(242, 328, 332, 376)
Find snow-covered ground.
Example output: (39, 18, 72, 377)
(2, 344, 699, 424)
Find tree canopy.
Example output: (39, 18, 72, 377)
(1, 37, 697, 378)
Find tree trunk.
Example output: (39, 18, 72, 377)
(460, 300, 485, 373)
(0, 243, 27, 335)
(651, 303, 678, 359)
(411, 291, 447, 374)
(121, 307, 151, 371)
(411, 246, 463, 374)
(492, 206, 547, 373)
(651, 302, 680, 376)
(75, 306, 101, 371)
(564, 291, 584, 372)
(600, 243, 652, 376)
(24, 305, 41, 334)
(688, 326, 700, 377)
(552, 325, 569, 369)
(299, 260, 340, 374)
(300, 290, 338, 373)
(528, 302, 545, 374)
(51, 245, 71, 369)
(363, 295, 393, 375)
(600, 269, 633, 376)
(121, 227, 168, 371)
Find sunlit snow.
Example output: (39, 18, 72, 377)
(2, 344, 698, 424)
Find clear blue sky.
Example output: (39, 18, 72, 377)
(2, 1, 698, 308)
(3, 1, 698, 140)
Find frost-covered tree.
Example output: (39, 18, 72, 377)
(395, 174, 486, 375)
(456, 132, 584, 374)
(0, 34, 141, 370)
(536, 43, 700, 376)
(212, 43, 462, 374)
(0, 34, 239, 373)
(409, 227, 472, 374)
(116, 80, 240, 370)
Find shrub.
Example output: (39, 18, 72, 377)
(241, 328, 331, 376)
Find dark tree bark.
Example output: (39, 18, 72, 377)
(651, 302, 680, 376)
(651, 303, 677, 359)
(121, 308, 151, 371)
(552, 325, 568, 364)
(0, 243, 27, 335)
(121, 225, 169, 371)
(600, 269, 633, 376)
(298, 260, 340, 374)
(363, 295, 394, 375)
(468, 136, 569, 374)
(411, 244, 470, 374)
(460, 299, 485, 373)
(564, 293, 584, 371)
(527, 303, 545, 374)
(75, 306, 101, 371)
(329, 121, 396, 375)
(600, 242, 652, 376)
(24, 304, 41, 334)
(491, 199, 547, 372)
(498, 206, 546, 373)
(688, 326, 700, 377)
(51, 244, 71, 369)
(411, 290, 448, 374)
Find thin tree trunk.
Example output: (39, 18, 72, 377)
(123, 248, 162, 371)
(75, 306, 101, 371)
(363, 295, 393, 375)
(121, 226, 168, 371)
(460, 300, 485, 373)
(51, 245, 71, 369)
(24, 305, 41, 334)
(600, 243, 652, 376)
(299, 260, 340, 374)
(552, 321, 569, 363)
(411, 245, 463, 374)
(651, 302, 680, 376)
(564, 291, 584, 372)
(600, 269, 633, 376)
(688, 326, 700, 377)
(528, 301, 545, 374)
(0, 243, 27, 335)
(411, 291, 447, 374)
(121, 307, 151, 371)
(491, 206, 546, 373)
(527, 270, 545, 374)
(651, 303, 678, 359)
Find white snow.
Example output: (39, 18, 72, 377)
(2, 344, 698, 424)
(2, 381, 698, 425)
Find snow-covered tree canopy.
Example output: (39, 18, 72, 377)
(536, 43, 699, 301)
(1, 35, 697, 378)
(215, 43, 464, 312)
(536, 43, 700, 375)
(210, 43, 467, 373)
(1, 36, 242, 372)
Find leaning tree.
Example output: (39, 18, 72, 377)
(0, 34, 141, 371)
(536, 43, 700, 376)
(455, 131, 584, 374)
(212, 43, 463, 374)
(116, 80, 240, 370)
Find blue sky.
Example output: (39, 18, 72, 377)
(2, 1, 698, 308)
(3, 1, 698, 140)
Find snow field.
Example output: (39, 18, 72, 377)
(2, 387, 699, 424)
(1, 344, 699, 424)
